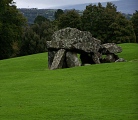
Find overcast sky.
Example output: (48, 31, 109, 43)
(14, 0, 119, 8)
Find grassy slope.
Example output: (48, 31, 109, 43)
(0, 43, 138, 120)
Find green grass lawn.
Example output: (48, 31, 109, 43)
(0, 43, 138, 120)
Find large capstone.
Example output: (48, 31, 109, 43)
(46, 27, 101, 53)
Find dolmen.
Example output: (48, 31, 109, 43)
(46, 27, 124, 70)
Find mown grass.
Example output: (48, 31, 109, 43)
(0, 43, 138, 120)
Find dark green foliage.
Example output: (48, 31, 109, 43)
(131, 11, 138, 43)
(81, 3, 106, 41)
(18, 9, 56, 24)
(109, 13, 136, 43)
(81, 2, 136, 43)
(58, 10, 82, 30)
(20, 21, 56, 56)
(20, 26, 40, 55)
(54, 9, 64, 20)
(0, 0, 26, 59)
(34, 15, 50, 25)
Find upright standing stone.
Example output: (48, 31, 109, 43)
(48, 50, 57, 69)
(66, 52, 81, 68)
(50, 49, 66, 70)
(104, 53, 116, 63)
(92, 52, 101, 64)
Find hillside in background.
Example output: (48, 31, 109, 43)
(18, 9, 56, 24)
(59, 0, 138, 14)
(18, 9, 83, 24)
(18, 0, 137, 24)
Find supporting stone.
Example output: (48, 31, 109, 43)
(92, 52, 101, 64)
(48, 50, 57, 69)
(66, 52, 81, 68)
(50, 49, 66, 70)
(104, 53, 119, 63)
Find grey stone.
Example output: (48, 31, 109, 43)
(115, 58, 126, 62)
(46, 27, 124, 70)
(92, 52, 101, 64)
(105, 54, 115, 62)
(84, 64, 91, 66)
(101, 43, 122, 54)
(66, 52, 81, 68)
(48, 50, 57, 69)
(104, 53, 119, 63)
(50, 49, 66, 70)
(46, 27, 101, 53)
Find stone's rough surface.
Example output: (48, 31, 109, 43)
(50, 49, 66, 70)
(103, 54, 119, 63)
(46, 27, 101, 53)
(104, 54, 116, 63)
(47, 27, 124, 70)
(48, 50, 57, 69)
(115, 58, 126, 62)
(101, 43, 122, 54)
(66, 52, 81, 68)
(92, 52, 101, 64)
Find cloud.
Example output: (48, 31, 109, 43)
(14, 0, 119, 8)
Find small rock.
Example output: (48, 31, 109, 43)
(115, 58, 126, 62)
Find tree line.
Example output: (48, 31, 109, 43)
(18, 8, 57, 24)
(0, 0, 138, 60)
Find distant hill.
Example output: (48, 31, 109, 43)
(18, 9, 57, 24)
(18, 0, 137, 24)
(57, 0, 138, 14)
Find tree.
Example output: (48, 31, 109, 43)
(81, 3, 107, 42)
(131, 11, 138, 43)
(81, 2, 136, 43)
(58, 10, 82, 30)
(20, 27, 40, 55)
(0, 0, 26, 59)
(109, 13, 136, 43)
(104, 3, 135, 43)
(54, 9, 64, 20)
(20, 20, 56, 56)
(34, 15, 49, 25)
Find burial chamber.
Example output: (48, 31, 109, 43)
(46, 27, 124, 70)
